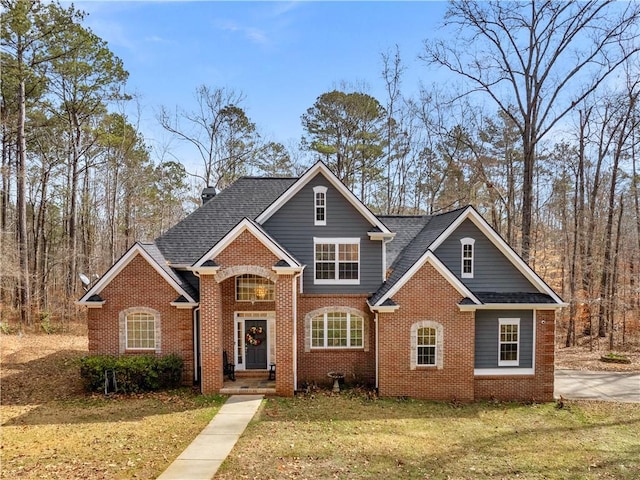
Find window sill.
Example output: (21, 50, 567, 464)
(313, 280, 360, 285)
(310, 347, 364, 351)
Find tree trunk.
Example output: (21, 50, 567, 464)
(16, 76, 31, 325)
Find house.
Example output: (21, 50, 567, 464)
(78, 161, 566, 402)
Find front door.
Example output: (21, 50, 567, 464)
(245, 320, 267, 369)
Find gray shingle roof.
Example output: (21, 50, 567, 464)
(470, 292, 556, 304)
(155, 177, 296, 265)
(378, 216, 431, 267)
(370, 207, 469, 305)
(139, 242, 199, 302)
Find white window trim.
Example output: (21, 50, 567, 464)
(498, 318, 520, 366)
(313, 185, 327, 226)
(308, 310, 366, 350)
(460, 237, 475, 278)
(410, 321, 444, 370)
(119, 307, 161, 353)
(313, 237, 360, 285)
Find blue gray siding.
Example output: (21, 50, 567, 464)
(434, 219, 537, 292)
(262, 172, 383, 294)
(474, 310, 533, 369)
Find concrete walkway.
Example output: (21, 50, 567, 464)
(554, 369, 640, 402)
(157, 395, 263, 480)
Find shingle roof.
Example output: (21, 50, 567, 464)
(470, 292, 556, 304)
(378, 216, 431, 267)
(155, 177, 297, 265)
(139, 242, 199, 302)
(370, 207, 469, 305)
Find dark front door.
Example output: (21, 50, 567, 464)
(245, 320, 267, 369)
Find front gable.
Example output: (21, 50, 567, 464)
(430, 207, 564, 304)
(434, 218, 536, 292)
(256, 161, 391, 234)
(262, 171, 385, 294)
(192, 218, 302, 273)
(371, 250, 479, 310)
(77, 243, 197, 308)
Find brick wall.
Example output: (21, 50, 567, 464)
(297, 294, 375, 389)
(200, 229, 297, 395)
(378, 261, 476, 402)
(474, 309, 556, 402)
(86, 253, 194, 384)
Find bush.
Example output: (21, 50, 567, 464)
(79, 354, 184, 393)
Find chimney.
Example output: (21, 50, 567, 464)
(201, 187, 216, 204)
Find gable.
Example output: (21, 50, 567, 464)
(77, 243, 196, 306)
(192, 218, 301, 270)
(263, 172, 375, 234)
(371, 206, 565, 308)
(371, 250, 479, 309)
(256, 161, 390, 233)
(262, 171, 385, 294)
(434, 219, 537, 293)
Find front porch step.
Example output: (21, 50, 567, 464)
(221, 373, 275, 395)
(220, 386, 276, 395)
(235, 370, 270, 378)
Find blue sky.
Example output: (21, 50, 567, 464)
(73, 1, 450, 170)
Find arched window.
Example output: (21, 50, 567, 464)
(236, 274, 275, 301)
(410, 321, 443, 369)
(119, 307, 161, 353)
(304, 307, 369, 351)
(313, 185, 327, 226)
(126, 311, 157, 350)
(460, 237, 475, 278)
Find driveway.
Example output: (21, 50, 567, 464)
(554, 369, 640, 402)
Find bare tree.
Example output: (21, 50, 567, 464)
(423, 0, 640, 261)
(158, 85, 258, 190)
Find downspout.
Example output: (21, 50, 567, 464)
(193, 306, 201, 384)
(293, 271, 303, 392)
(374, 311, 379, 391)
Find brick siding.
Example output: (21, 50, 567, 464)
(378, 261, 476, 402)
(86, 253, 194, 384)
(297, 294, 375, 389)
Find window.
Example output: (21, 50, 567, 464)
(311, 311, 364, 348)
(236, 274, 275, 301)
(410, 321, 443, 370)
(498, 318, 520, 366)
(313, 186, 327, 226)
(126, 311, 156, 350)
(460, 237, 475, 278)
(314, 238, 360, 284)
(417, 327, 437, 366)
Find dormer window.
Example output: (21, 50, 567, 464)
(460, 237, 475, 278)
(313, 186, 327, 226)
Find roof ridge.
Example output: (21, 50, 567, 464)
(430, 204, 470, 217)
(237, 175, 299, 180)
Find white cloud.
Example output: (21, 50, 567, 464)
(217, 20, 270, 46)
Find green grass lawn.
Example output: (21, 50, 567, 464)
(216, 392, 640, 480)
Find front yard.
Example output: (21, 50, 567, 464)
(2, 332, 639, 479)
(217, 394, 640, 479)
(0, 333, 224, 479)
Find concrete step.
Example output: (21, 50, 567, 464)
(234, 370, 270, 378)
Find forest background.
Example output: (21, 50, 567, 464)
(1, 0, 639, 351)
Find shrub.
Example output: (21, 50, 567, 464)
(79, 354, 184, 393)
